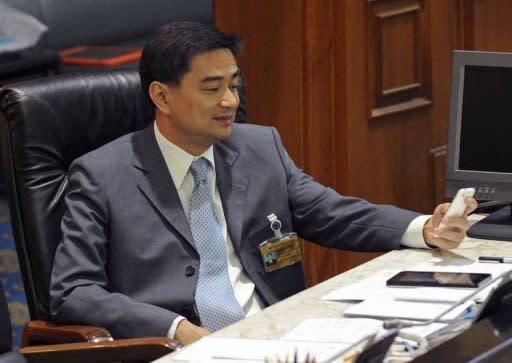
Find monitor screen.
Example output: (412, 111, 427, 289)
(446, 50, 512, 241)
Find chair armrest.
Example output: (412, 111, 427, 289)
(19, 337, 178, 363)
(22, 320, 112, 347)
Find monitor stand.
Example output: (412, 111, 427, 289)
(468, 204, 512, 242)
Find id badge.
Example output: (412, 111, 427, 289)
(258, 214, 302, 272)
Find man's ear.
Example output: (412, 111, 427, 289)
(149, 81, 172, 114)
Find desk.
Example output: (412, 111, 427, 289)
(154, 237, 512, 362)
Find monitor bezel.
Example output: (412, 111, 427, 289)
(446, 50, 512, 201)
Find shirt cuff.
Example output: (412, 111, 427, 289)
(400, 215, 432, 249)
(167, 316, 186, 339)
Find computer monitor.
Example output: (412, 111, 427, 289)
(445, 50, 512, 242)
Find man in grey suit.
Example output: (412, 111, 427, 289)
(50, 22, 477, 345)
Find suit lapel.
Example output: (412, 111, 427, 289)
(214, 142, 249, 253)
(132, 126, 195, 247)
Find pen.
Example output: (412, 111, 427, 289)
(478, 256, 512, 264)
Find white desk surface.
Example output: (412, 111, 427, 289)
(154, 236, 512, 362)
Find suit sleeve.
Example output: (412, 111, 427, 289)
(50, 160, 178, 339)
(269, 127, 422, 252)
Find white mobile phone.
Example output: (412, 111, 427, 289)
(439, 187, 475, 229)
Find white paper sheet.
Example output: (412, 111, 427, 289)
(343, 296, 473, 321)
(168, 337, 349, 363)
(281, 318, 383, 344)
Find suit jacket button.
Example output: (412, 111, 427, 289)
(185, 266, 195, 276)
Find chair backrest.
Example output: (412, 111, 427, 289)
(0, 71, 154, 320)
(0, 70, 247, 321)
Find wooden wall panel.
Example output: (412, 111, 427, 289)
(470, 0, 512, 52)
(368, 0, 431, 118)
(426, 0, 462, 204)
(430, 1, 461, 146)
(456, 0, 474, 50)
(214, 0, 305, 166)
(381, 12, 417, 91)
(215, 0, 350, 285)
(430, 146, 447, 206)
(214, 0, 512, 286)
(300, 1, 349, 284)
(345, 0, 432, 216)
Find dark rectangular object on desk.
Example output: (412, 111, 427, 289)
(386, 271, 492, 288)
(59, 46, 141, 66)
(468, 205, 512, 242)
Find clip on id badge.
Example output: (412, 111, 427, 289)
(258, 213, 302, 272)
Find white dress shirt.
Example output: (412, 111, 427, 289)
(153, 122, 430, 338)
(154, 123, 265, 338)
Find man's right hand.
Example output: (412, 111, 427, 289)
(175, 319, 211, 345)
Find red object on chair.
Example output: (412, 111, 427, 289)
(59, 46, 141, 66)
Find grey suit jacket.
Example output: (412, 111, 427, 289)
(50, 123, 420, 339)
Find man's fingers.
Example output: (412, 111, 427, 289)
(438, 215, 470, 232)
(427, 231, 463, 249)
(426, 198, 478, 250)
(433, 226, 466, 242)
(463, 197, 478, 217)
(432, 202, 451, 227)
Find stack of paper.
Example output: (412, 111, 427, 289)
(324, 260, 512, 322)
(342, 297, 472, 321)
(167, 319, 390, 362)
(169, 337, 349, 363)
(281, 318, 382, 343)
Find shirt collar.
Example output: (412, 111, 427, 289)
(154, 122, 215, 189)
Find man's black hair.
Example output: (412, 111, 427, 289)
(139, 21, 241, 103)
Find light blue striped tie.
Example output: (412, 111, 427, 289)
(189, 157, 245, 331)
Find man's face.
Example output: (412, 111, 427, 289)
(156, 48, 240, 155)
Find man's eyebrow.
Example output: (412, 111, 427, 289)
(200, 69, 241, 84)
(200, 76, 223, 83)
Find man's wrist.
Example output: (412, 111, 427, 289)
(167, 316, 186, 339)
(401, 215, 432, 249)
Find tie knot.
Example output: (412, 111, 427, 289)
(190, 157, 210, 184)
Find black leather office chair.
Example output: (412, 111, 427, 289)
(0, 68, 246, 352)
(0, 70, 183, 358)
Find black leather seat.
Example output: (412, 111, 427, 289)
(1, 70, 154, 323)
(0, 70, 182, 358)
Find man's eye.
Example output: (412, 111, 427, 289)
(203, 88, 219, 93)
(229, 85, 238, 91)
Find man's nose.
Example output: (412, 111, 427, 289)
(220, 88, 239, 108)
